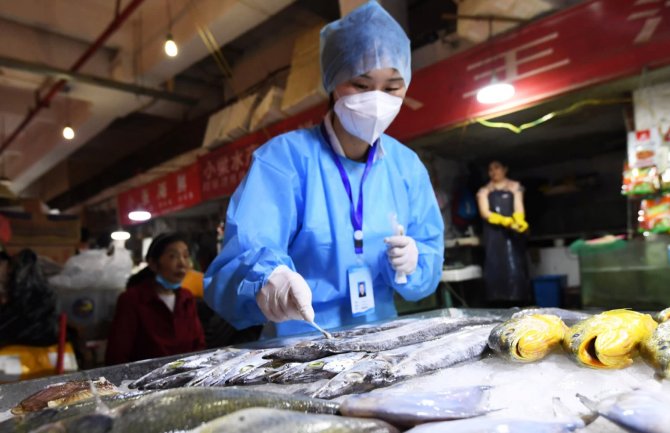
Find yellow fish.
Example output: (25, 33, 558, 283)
(488, 314, 568, 362)
(563, 309, 657, 369)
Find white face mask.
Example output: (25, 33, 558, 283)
(334, 90, 403, 145)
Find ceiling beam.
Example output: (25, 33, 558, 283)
(0, 0, 146, 156)
(0, 56, 197, 106)
(47, 115, 207, 211)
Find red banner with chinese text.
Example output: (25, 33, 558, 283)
(117, 163, 202, 225)
(198, 103, 328, 200)
(387, 0, 670, 139)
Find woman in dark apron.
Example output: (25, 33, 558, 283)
(477, 161, 531, 307)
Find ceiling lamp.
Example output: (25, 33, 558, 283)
(476, 16, 515, 105)
(163, 1, 178, 58)
(128, 210, 152, 222)
(63, 125, 75, 140)
(164, 34, 178, 57)
(111, 230, 131, 241)
(476, 78, 515, 104)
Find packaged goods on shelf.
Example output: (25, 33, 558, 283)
(621, 163, 658, 197)
(627, 128, 662, 169)
(639, 196, 670, 234)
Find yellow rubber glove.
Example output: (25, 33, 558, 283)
(511, 212, 529, 233)
(488, 212, 514, 227)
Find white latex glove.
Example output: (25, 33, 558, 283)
(385, 235, 419, 275)
(256, 265, 315, 323)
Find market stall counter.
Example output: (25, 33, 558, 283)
(2, 307, 669, 433)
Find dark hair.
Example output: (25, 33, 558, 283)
(489, 160, 508, 169)
(0, 249, 58, 346)
(146, 232, 189, 262)
(126, 232, 189, 289)
(80, 228, 90, 242)
(0, 251, 9, 262)
(95, 231, 112, 250)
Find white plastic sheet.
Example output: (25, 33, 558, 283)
(49, 248, 133, 290)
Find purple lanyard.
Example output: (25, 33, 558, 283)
(320, 123, 377, 254)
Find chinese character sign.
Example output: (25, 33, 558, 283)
(117, 162, 202, 225)
(387, 0, 670, 142)
(200, 143, 261, 200)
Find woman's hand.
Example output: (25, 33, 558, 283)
(256, 266, 315, 323)
(385, 235, 418, 275)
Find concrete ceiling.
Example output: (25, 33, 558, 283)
(0, 0, 602, 219)
(0, 0, 297, 198)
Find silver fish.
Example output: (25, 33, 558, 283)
(391, 325, 494, 379)
(312, 357, 393, 399)
(405, 417, 584, 433)
(641, 321, 670, 379)
(269, 316, 501, 362)
(578, 389, 670, 433)
(129, 348, 246, 389)
(269, 352, 368, 384)
(329, 318, 419, 338)
(190, 407, 400, 433)
(141, 370, 199, 390)
(656, 307, 670, 323)
(187, 350, 275, 387)
(313, 325, 495, 399)
(339, 387, 492, 427)
(226, 359, 291, 385)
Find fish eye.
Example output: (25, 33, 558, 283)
(308, 361, 325, 369)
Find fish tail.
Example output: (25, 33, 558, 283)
(575, 393, 600, 426)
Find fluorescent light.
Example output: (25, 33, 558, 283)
(164, 34, 178, 57)
(128, 210, 151, 222)
(63, 125, 75, 140)
(111, 230, 131, 241)
(476, 81, 515, 104)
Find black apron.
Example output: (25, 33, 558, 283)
(482, 188, 531, 302)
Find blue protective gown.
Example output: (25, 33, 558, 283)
(204, 125, 444, 336)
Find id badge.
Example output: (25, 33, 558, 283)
(347, 265, 375, 316)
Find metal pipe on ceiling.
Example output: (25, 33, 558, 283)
(0, 56, 197, 106)
(0, 0, 147, 155)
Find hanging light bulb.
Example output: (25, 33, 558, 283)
(164, 34, 178, 57)
(476, 17, 515, 105)
(128, 210, 152, 222)
(62, 125, 75, 140)
(111, 230, 131, 241)
(476, 76, 516, 104)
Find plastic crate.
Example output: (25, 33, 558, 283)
(532, 275, 566, 307)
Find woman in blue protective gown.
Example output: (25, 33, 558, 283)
(204, 1, 444, 337)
